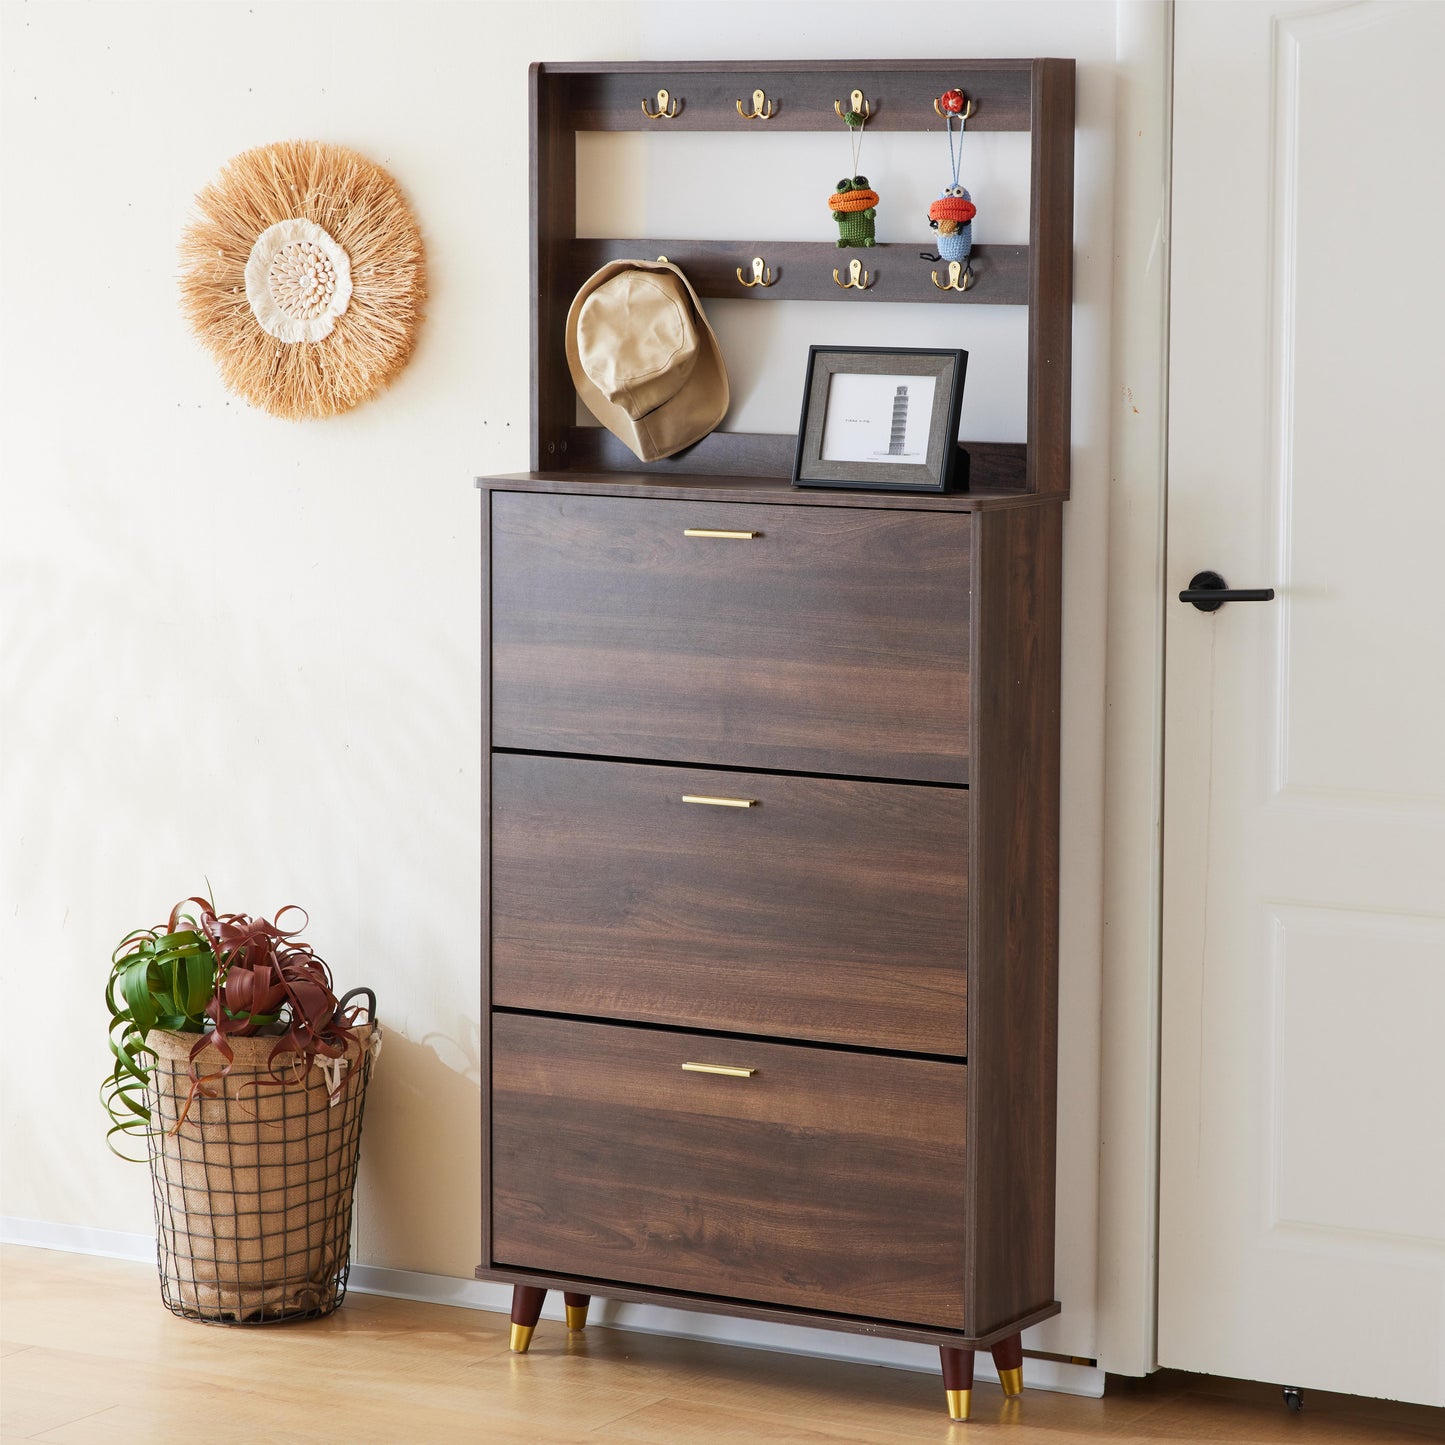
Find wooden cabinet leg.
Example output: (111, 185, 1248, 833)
(991, 1332, 1024, 1396)
(563, 1291, 591, 1331)
(509, 1284, 547, 1353)
(940, 1345, 975, 1421)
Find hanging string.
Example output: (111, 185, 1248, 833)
(848, 107, 867, 177)
(945, 112, 965, 189)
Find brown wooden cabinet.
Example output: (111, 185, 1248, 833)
(478, 57, 1071, 1424)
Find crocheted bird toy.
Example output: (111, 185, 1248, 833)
(928, 186, 977, 263)
(830, 176, 879, 248)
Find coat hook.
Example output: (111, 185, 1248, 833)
(931, 259, 974, 292)
(737, 89, 775, 120)
(736, 256, 776, 288)
(834, 89, 870, 122)
(641, 88, 680, 119)
(934, 91, 976, 122)
(833, 257, 872, 291)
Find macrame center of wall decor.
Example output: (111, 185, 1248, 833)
(245, 219, 353, 343)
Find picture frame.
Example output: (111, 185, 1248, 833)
(791, 346, 969, 493)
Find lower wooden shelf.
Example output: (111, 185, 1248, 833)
(566, 238, 1030, 306)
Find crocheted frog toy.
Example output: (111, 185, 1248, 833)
(928, 185, 977, 263)
(829, 176, 879, 248)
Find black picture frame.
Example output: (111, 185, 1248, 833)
(791, 346, 969, 493)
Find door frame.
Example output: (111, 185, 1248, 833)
(1095, 0, 1173, 1378)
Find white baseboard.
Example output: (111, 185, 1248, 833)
(2, 1217, 156, 1263)
(0, 1216, 1104, 1398)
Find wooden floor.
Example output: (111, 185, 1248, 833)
(2, 1247, 1441, 1443)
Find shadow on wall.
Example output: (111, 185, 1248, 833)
(355, 1023, 482, 1278)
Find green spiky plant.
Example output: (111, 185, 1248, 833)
(103, 900, 218, 1160)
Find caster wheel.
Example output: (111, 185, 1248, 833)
(1282, 1386, 1304, 1413)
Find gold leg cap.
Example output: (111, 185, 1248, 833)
(565, 1303, 589, 1331)
(998, 1365, 1024, 1397)
(510, 1323, 536, 1353)
(946, 1387, 972, 1421)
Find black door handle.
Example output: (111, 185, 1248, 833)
(1179, 570, 1276, 612)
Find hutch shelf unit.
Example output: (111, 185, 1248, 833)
(477, 58, 1074, 1425)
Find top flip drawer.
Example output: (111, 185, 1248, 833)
(490, 492, 971, 783)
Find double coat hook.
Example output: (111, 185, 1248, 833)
(833, 258, 872, 291)
(834, 89, 871, 121)
(641, 88, 680, 119)
(736, 257, 776, 288)
(931, 259, 974, 292)
(737, 89, 775, 120)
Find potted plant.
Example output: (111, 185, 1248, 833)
(103, 894, 378, 1323)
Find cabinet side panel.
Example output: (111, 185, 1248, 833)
(480, 489, 493, 1269)
(966, 503, 1063, 1334)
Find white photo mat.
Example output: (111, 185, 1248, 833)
(820, 372, 939, 464)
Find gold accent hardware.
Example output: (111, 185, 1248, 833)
(642, 88, 679, 120)
(833, 257, 871, 291)
(682, 528, 758, 538)
(736, 257, 776, 288)
(656, 255, 669, 264)
(931, 259, 974, 293)
(934, 93, 976, 122)
(682, 795, 757, 808)
(834, 89, 870, 121)
(565, 1303, 589, 1331)
(510, 1323, 536, 1353)
(682, 1062, 756, 1077)
(945, 1387, 972, 1421)
(737, 88, 775, 120)
(998, 1366, 1024, 1397)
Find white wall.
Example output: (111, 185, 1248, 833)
(1, 0, 1143, 1373)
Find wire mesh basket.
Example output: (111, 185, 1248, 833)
(143, 995, 378, 1325)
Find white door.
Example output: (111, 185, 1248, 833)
(1160, 0, 1445, 1407)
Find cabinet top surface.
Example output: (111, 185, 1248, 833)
(474, 472, 1065, 513)
(535, 58, 1064, 70)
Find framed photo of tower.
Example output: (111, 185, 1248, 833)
(792, 347, 968, 493)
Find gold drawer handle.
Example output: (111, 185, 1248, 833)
(682, 528, 758, 539)
(682, 795, 757, 808)
(682, 1062, 756, 1078)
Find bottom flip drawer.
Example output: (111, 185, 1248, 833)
(490, 1013, 968, 1328)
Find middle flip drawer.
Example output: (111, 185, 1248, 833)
(492, 754, 968, 1056)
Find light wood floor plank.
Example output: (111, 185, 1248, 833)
(3, 1246, 1441, 1443)
(1, 1386, 110, 1441)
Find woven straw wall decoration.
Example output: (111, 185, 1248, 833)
(179, 140, 426, 420)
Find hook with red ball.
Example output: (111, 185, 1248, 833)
(923, 88, 978, 285)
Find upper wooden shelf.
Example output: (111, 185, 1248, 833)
(543, 60, 1038, 132)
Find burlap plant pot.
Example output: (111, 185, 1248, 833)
(144, 1024, 376, 1323)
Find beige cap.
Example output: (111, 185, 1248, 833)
(565, 258, 729, 463)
